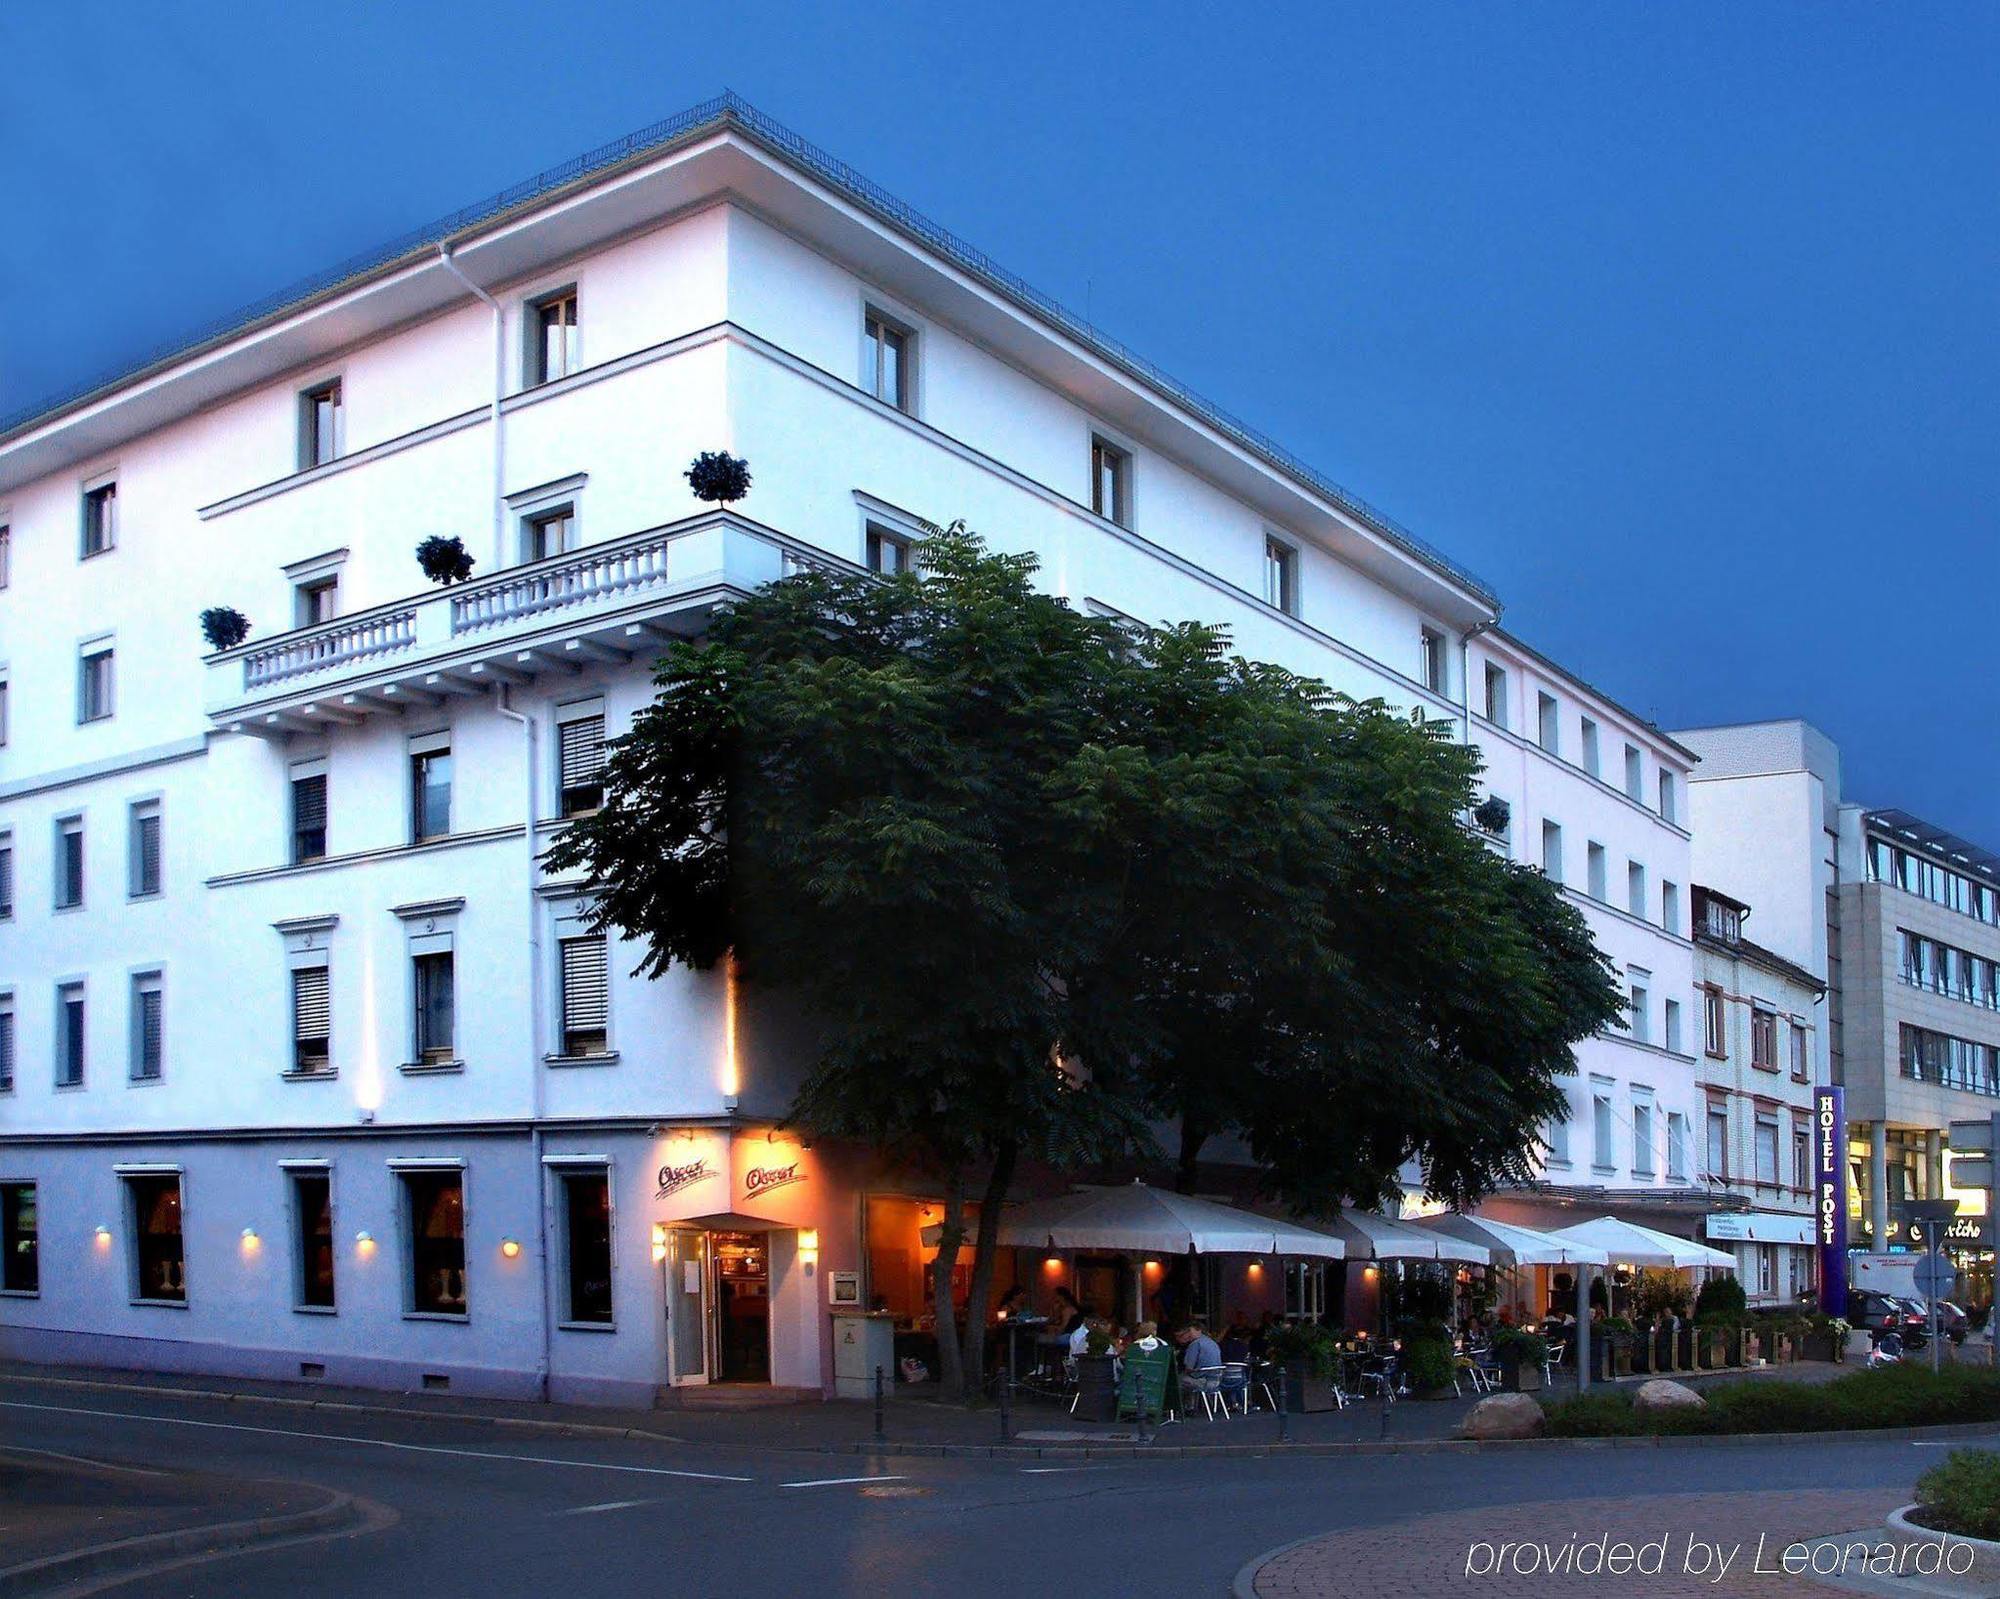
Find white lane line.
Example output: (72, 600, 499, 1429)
(0, 1443, 172, 1477)
(558, 1498, 653, 1515)
(778, 1474, 908, 1489)
(1018, 1465, 1113, 1474)
(0, 1401, 755, 1483)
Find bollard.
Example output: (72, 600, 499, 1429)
(1276, 1363, 1289, 1444)
(874, 1364, 886, 1445)
(1380, 1376, 1391, 1440)
(998, 1370, 1013, 1442)
(1136, 1382, 1151, 1445)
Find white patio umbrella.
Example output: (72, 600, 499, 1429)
(1411, 1213, 1609, 1267)
(1319, 1208, 1490, 1265)
(1545, 1216, 1738, 1269)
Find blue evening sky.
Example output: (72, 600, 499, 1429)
(5, 4, 1994, 837)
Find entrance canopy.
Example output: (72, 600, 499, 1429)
(1412, 1212, 1609, 1267)
(995, 1182, 1345, 1260)
(1318, 1208, 1490, 1264)
(1545, 1216, 1737, 1269)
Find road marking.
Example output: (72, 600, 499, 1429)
(0, 1443, 172, 1477)
(558, 1498, 653, 1515)
(778, 1474, 908, 1489)
(0, 1401, 755, 1483)
(1019, 1465, 1113, 1474)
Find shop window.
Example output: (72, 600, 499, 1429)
(401, 1168, 466, 1316)
(126, 1172, 185, 1303)
(561, 1170, 613, 1325)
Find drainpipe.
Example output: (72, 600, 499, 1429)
(495, 684, 551, 1399)
(438, 242, 507, 575)
(1457, 619, 1498, 746)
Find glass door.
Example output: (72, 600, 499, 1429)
(664, 1228, 709, 1385)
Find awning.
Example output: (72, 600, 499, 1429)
(1412, 1213, 1609, 1267)
(993, 1182, 1345, 1260)
(1704, 1212, 1815, 1247)
(1317, 1208, 1490, 1264)
(1545, 1216, 1738, 1269)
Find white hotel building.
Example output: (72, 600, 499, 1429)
(0, 96, 1701, 1401)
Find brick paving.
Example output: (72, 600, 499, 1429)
(1246, 1489, 1992, 1598)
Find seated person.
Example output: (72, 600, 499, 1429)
(1051, 1286, 1085, 1333)
(1219, 1316, 1252, 1364)
(1067, 1315, 1097, 1359)
(1127, 1319, 1165, 1352)
(1176, 1320, 1223, 1372)
(1248, 1310, 1280, 1358)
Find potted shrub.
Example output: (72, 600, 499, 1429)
(1396, 1318, 1457, 1399)
(1265, 1322, 1342, 1412)
(1694, 1277, 1746, 1369)
(200, 606, 251, 651)
(416, 535, 476, 586)
(1633, 1270, 1689, 1372)
(1630, 1317, 1656, 1375)
(1473, 795, 1511, 837)
(1492, 1327, 1548, 1393)
(686, 450, 752, 504)
(1602, 1316, 1637, 1377)
(1741, 1321, 1763, 1366)
(1072, 1325, 1118, 1422)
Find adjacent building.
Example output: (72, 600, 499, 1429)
(0, 94, 1712, 1400)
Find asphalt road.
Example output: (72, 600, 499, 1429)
(0, 1382, 1984, 1598)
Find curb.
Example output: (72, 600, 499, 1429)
(1232, 1530, 1328, 1599)
(8, 1370, 2000, 1462)
(1887, 1502, 2000, 1556)
(0, 1488, 372, 1598)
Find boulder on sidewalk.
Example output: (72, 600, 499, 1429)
(1462, 1392, 1546, 1440)
(1633, 1379, 1706, 1414)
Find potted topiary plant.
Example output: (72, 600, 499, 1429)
(1473, 795, 1511, 836)
(416, 535, 476, 585)
(1601, 1316, 1637, 1378)
(1265, 1321, 1343, 1412)
(199, 606, 250, 651)
(685, 450, 752, 504)
(1491, 1326, 1547, 1392)
(1692, 1276, 1745, 1369)
(1072, 1325, 1118, 1422)
(1395, 1318, 1457, 1399)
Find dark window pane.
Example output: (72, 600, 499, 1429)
(295, 1174, 335, 1308)
(1, 1184, 36, 1293)
(406, 1172, 465, 1314)
(564, 1173, 613, 1323)
(131, 1176, 184, 1302)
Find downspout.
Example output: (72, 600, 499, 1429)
(438, 241, 507, 575)
(495, 684, 551, 1399)
(1457, 618, 1498, 746)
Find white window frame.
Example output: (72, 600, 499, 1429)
(55, 977, 87, 1089)
(298, 376, 345, 470)
(277, 914, 338, 1079)
(1536, 691, 1559, 754)
(408, 730, 452, 844)
(80, 472, 118, 559)
(0, 828, 15, 921)
(546, 893, 616, 1063)
(555, 696, 608, 819)
(1632, 1094, 1656, 1178)
(1263, 533, 1299, 616)
(526, 284, 581, 388)
(1088, 431, 1133, 528)
(127, 796, 163, 900)
(281, 1160, 338, 1314)
(861, 302, 918, 413)
(77, 635, 115, 724)
(54, 814, 84, 911)
(1541, 820, 1563, 884)
(0, 989, 14, 1094)
(393, 899, 464, 1074)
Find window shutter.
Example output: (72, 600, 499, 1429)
(0, 1011, 13, 1089)
(138, 986, 163, 1078)
(558, 716, 606, 809)
(293, 967, 331, 1066)
(294, 774, 327, 831)
(0, 844, 11, 916)
(138, 815, 161, 893)
(560, 936, 609, 1049)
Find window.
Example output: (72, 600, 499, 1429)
(413, 951, 456, 1065)
(561, 1170, 613, 1325)
(1703, 986, 1726, 1057)
(1792, 1122, 1811, 1189)
(1707, 1102, 1729, 1179)
(1547, 1103, 1570, 1164)
(78, 641, 114, 723)
(1089, 436, 1130, 526)
(1420, 627, 1446, 694)
(410, 737, 452, 842)
(1, 1183, 36, 1293)
(1592, 1093, 1614, 1169)
(531, 289, 579, 385)
(1754, 1113, 1781, 1186)
(557, 708, 607, 818)
(1756, 1244, 1775, 1297)
(1536, 692, 1559, 753)
(1579, 718, 1600, 778)
(127, 1173, 185, 1303)
(1623, 744, 1642, 800)
(1632, 1103, 1655, 1177)
(1586, 842, 1607, 901)
(55, 816, 84, 909)
(1482, 663, 1508, 728)
(1751, 1007, 1778, 1071)
(863, 308, 912, 410)
(402, 1169, 466, 1315)
(0, 831, 13, 919)
(865, 524, 913, 575)
(295, 574, 339, 626)
(0, 993, 12, 1092)
(1667, 1112, 1690, 1181)
(1790, 1022, 1809, 1083)
(1628, 977, 1650, 1043)
(57, 981, 85, 1087)
(523, 504, 575, 563)
(558, 935, 610, 1057)
(1627, 861, 1647, 917)
(82, 480, 117, 557)
(0, 522, 10, 588)
(129, 971, 163, 1082)
(1665, 998, 1683, 1055)
(1661, 881, 1680, 936)
(291, 967, 332, 1074)
(292, 1170, 335, 1309)
(128, 800, 162, 899)
(1658, 769, 1677, 825)
(291, 764, 327, 864)
(299, 380, 343, 468)
(0, 672, 8, 746)
(1263, 535, 1298, 615)
(1540, 820, 1563, 883)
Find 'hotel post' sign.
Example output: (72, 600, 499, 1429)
(1814, 1086, 1847, 1318)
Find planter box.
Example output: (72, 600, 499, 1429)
(1612, 1335, 1634, 1378)
(1631, 1332, 1656, 1375)
(1072, 1354, 1118, 1422)
(1279, 1359, 1339, 1412)
(1802, 1332, 1838, 1363)
(1498, 1348, 1544, 1392)
(1741, 1333, 1762, 1366)
(1677, 1325, 1697, 1368)
(1656, 1325, 1679, 1372)
(1698, 1329, 1730, 1370)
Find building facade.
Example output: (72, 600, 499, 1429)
(0, 96, 1703, 1400)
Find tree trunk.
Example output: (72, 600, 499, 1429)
(930, 1167, 967, 1398)
(958, 1140, 1020, 1401)
(1175, 1116, 1208, 1194)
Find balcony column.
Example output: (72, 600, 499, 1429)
(1869, 1121, 1889, 1249)
(1926, 1129, 1945, 1202)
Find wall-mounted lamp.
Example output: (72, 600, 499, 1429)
(355, 1230, 376, 1257)
(1042, 1255, 1063, 1273)
(500, 1237, 522, 1259)
(797, 1228, 819, 1257)
(240, 1227, 261, 1250)
(651, 1223, 668, 1265)
(94, 1225, 112, 1248)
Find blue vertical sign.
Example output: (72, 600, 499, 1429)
(1815, 1086, 1847, 1318)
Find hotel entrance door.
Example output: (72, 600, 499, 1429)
(711, 1231, 770, 1383)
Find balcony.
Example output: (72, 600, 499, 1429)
(206, 511, 797, 736)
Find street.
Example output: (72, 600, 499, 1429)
(0, 1376, 1980, 1598)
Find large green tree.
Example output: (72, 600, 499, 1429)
(547, 527, 1622, 1394)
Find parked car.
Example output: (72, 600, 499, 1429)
(1849, 1289, 1928, 1349)
(1902, 1296, 1969, 1343)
